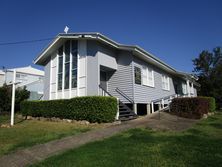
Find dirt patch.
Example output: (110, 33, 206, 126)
(141, 112, 198, 131)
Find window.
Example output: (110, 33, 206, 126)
(58, 46, 63, 90)
(162, 74, 170, 90)
(134, 67, 141, 84)
(71, 41, 78, 88)
(57, 40, 78, 90)
(182, 83, 187, 94)
(142, 66, 154, 87)
(64, 41, 70, 89)
(16, 73, 27, 80)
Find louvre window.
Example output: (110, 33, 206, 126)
(58, 46, 63, 90)
(182, 83, 187, 94)
(134, 67, 141, 85)
(64, 41, 70, 89)
(72, 41, 78, 88)
(162, 74, 170, 91)
(142, 66, 154, 87)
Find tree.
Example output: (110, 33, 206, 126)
(15, 87, 30, 111)
(0, 84, 30, 113)
(193, 47, 222, 108)
(0, 84, 11, 112)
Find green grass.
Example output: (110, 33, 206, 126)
(33, 112, 222, 167)
(0, 114, 99, 156)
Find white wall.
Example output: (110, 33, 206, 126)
(0, 74, 5, 86)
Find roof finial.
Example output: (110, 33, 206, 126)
(64, 26, 69, 34)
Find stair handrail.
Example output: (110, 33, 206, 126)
(115, 87, 134, 104)
(151, 94, 178, 103)
(99, 84, 113, 97)
(99, 85, 134, 116)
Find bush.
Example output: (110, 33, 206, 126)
(0, 85, 11, 112)
(21, 96, 117, 123)
(0, 84, 30, 113)
(170, 97, 210, 119)
(200, 96, 216, 112)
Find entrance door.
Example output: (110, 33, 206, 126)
(100, 71, 107, 91)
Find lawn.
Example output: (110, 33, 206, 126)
(0, 114, 102, 156)
(33, 112, 222, 167)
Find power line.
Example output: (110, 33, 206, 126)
(0, 37, 54, 46)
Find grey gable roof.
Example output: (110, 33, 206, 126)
(34, 32, 197, 83)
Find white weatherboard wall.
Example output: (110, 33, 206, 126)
(98, 44, 117, 70)
(78, 40, 87, 96)
(133, 57, 176, 104)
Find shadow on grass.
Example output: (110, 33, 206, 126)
(209, 123, 222, 129)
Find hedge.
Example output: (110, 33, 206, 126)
(199, 96, 216, 112)
(170, 97, 214, 119)
(21, 96, 117, 123)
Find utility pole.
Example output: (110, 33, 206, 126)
(10, 69, 16, 126)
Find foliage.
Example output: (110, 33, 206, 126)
(0, 84, 30, 112)
(0, 84, 11, 112)
(200, 96, 216, 112)
(193, 47, 222, 108)
(32, 113, 222, 167)
(170, 97, 212, 118)
(21, 96, 117, 123)
(15, 87, 30, 111)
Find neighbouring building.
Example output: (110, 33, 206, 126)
(0, 66, 44, 100)
(34, 33, 199, 120)
(0, 70, 5, 86)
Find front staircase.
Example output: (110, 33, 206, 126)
(99, 85, 137, 121)
(118, 101, 137, 121)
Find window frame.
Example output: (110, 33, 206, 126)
(64, 40, 70, 90)
(142, 65, 155, 87)
(71, 40, 78, 88)
(134, 66, 142, 85)
(182, 83, 187, 94)
(162, 74, 170, 91)
(57, 46, 63, 91)
(57, 40, 78, 91)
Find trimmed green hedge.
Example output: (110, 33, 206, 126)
(21, 96, 117, 123)
(200, 96, 216, 112)
(170, 97, 214, 119)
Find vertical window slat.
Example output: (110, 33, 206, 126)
(57, 46, 63, 90)
(72, 40, 78, 88)
(134, 66, 142, 85)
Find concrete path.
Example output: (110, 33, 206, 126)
(0, 112, 198, 167)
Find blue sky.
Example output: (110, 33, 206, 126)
(0, 0, 221, 72)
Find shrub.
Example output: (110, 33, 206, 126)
(21, 96, 117, 123)
(0, 85, 11, 112)
(170, 97, 210, 119)
(0, 84, 30, 113)
(200, 96, 216, 112)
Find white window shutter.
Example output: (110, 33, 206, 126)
(162, 75, 165, 89)
(167, 77, 170, 90)
(142, 66, 148, 86)
(147, 68, 154, 87)
(152, 70, 155, 87)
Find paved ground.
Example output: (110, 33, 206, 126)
(0, 112, 198, 167)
